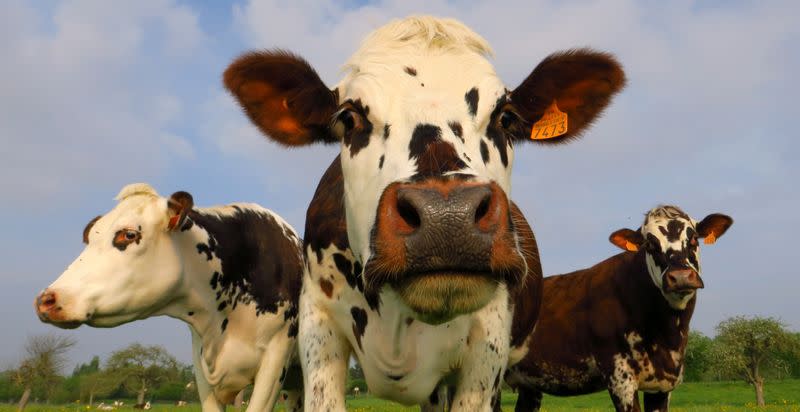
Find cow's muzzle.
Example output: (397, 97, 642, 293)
(663, 268, 704, 294)
(366, 179, 524, 324)
(34, 290, 81, 329)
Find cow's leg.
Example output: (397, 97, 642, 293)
(284, 390, 303, 412)
(300, 299, 350, 412)
(190, 329, 224, 412)
(419, 384, 448, 412)
(449, 290, 511, 412)
(245, 331, 295, 412)
(643, 392, 670, 412)
(607, 386, 640, 412)
(514, 387, 543, 412)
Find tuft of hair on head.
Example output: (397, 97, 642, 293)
(643, 204, 690, 226)
(114, 183, 160, 202)
(343, 15, 493, 74)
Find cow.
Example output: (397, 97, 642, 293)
(224, 15, 625, 411)
(34, 183, 304, 412)
(505, 205, 733, 412)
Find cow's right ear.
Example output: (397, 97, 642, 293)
(609, 228, 644, 252)
(224, 50, 339, 146)
(167, 191, 193, 231)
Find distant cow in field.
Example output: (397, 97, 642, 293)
(35, 183, 304, 412)
(506, 205, 733, 412)
(224, 15, 625, 411)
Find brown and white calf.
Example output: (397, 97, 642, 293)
(506, 205, 733, 412)
(35, 183, 304, 412)
(224, 16, 625, 411)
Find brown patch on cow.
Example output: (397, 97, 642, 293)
(404, 66, 417, 76)
(508, 202, 543, 348)
(413, 140, 467, 178)
(351, 307, 368, 351)
(82, 215, 102, 244)
(319, 278, 334, 298)
(304, 156, 350, 263)
(223, 50, 338, 146)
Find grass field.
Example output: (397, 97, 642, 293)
(5, 380, 799, 411)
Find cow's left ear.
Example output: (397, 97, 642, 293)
(167, 191, 194, 231)
(507, 48, 626, 144)
(696, 213, 733, 244)
(609, 228, 644, 252)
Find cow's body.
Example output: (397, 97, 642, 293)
(36, 184, 304, 412)
(507, 206, 733, 412)
(299, 158, 542, 408)
(224, 16, 625, 411)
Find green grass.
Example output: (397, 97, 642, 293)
(5, 380, 799, 411)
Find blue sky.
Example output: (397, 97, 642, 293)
(1, 0, 797, 370)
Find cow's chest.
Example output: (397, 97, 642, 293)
(306, 246, 489, 404)
(615, 332, 684, 393)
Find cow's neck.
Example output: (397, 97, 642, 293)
(157, 221, 229, 352)
(624, 252, 695, 348)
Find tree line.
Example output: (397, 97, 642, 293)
(3, 316, 798, 408)
(1, 339, 198, 410)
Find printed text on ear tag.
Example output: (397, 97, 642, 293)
(530, 101, 568, 140)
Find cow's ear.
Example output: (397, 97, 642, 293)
(609, 228, 644, 252)
(696, 213, 733, 245)
(224, 50, 339, 147)
(167, 191, 193, 231)
(508, 48, 626, 144)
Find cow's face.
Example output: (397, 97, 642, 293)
(610, 206, 733, 309)
(225, 16, 625, 323)
(35, 184, 193, 328)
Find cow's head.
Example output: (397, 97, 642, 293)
(225, 16, 625, 323)
(609, 205, 733, 309)
(35, 183, 193, 328)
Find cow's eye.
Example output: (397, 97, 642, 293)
(113, 229, 141, 250)
(332, 107, 363, 138)
(499, 111, 517, 129)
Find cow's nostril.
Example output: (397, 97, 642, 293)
(474, 194, 492, 224)
(43, 295, 56, 306)
(396, 196, 421, 230)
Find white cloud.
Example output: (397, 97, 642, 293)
(0, 0, 206, 207)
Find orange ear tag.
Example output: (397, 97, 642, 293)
(168, 215, 180, 230)
(704, 232, 717, 245)
(530, 101, 568, 140)
(624, 241, 639, 252)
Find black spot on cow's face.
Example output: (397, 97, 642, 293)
(217, 301, 227, 311)
(187, 311, 194, 316)
(449, 121, 464, 143)
(404, 66, 417, 76)
(180, 218, 194, 232)
(383, 123, 391, 140)
(350, 307, 368, 351)
(378, 155, 385, 169)
(428, 388, 439, 405)
(414, 141, 467, 178)
(480, 140, 490, 164)
(409, 124, 442, 160)
(221, 318, 228, 332)
(465, 87, 479, 117)
(660, 220, 686, 243)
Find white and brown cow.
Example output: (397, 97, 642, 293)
(506, 205, 733, 412)
(224, 16, 625, 411)
(35, 183, 304, 412)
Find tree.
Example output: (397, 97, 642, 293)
(710, 316, 800, 406)
(683, 330, 714, 381)
(12, 334, 76, 411)
(106, 344, 179, 405)
(72, 356, 101, 377)
(79, 371, 121, 405)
